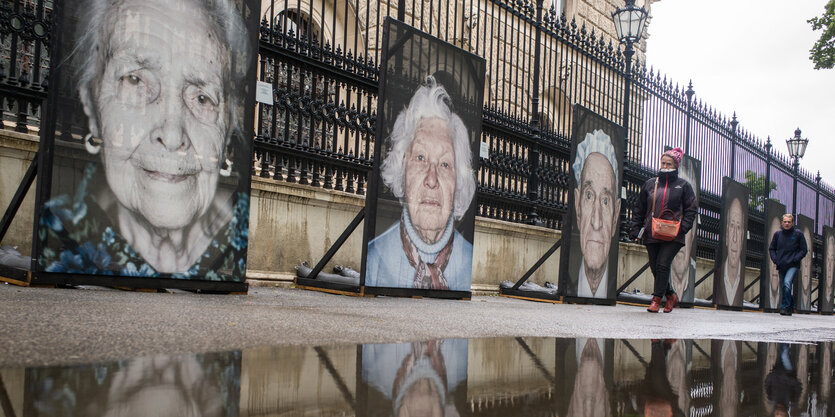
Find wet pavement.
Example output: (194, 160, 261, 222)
(2, 284, 835, 370)
(1, 337, 832, 416)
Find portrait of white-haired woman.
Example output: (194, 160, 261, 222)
(365, 76, 476, 291)
(37, 0, 253, 280)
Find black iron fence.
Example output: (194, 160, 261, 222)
(3, 0, 835, 290)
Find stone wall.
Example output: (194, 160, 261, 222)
(0, 130, 775, 301)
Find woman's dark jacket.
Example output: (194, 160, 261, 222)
(768, 227, 807, 272)
(629, 169, 698, 245)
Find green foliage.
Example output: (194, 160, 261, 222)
(744, 170, 777, 210)
(809, 0, 835, 69)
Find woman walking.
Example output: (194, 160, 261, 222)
(630, 148, 698, 313)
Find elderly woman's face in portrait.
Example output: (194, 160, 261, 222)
(84, 0, 229, 230)
(404, 118, 456, 243)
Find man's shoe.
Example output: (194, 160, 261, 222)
(786, 309, 793, 316)
(647, 296, 661, 313)
(663, 293, 679, 313)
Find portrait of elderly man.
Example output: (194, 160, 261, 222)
(798, 226, 814, 311)
(669, 159, 699, 301)
(365, 76, 476, 291)
(717, 193, 746, 307)
(570, 129, 621, 299)
(825, 232, 835, 311)
(37, 0, 254, 280)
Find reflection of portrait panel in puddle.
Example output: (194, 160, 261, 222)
(767, 216, 783, 309)
(665, 340, 690, 415)
(366, 77, 476, 291)
(39, 0, 253, 279)
(820, 342, 832, 408)
(719, 341, 739, 417)
(28, 351, 240, 417)
(796, 344, 809, 407)
(362, 339, 467, 417)
(567, 338, 610, 417)
(571, 131, 621, 299)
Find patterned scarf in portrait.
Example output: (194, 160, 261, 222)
(399, 218, 454, 290)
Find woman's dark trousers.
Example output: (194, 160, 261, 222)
(646, 242, 685, 298)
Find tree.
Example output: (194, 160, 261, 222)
(744, 170, 777, 211)
(809, 0, 835, 70)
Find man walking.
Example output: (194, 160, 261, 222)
(769, 214, 808, 316)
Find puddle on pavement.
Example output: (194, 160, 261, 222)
(1, 338, 832, 416)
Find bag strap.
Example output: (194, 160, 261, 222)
(651, 178, 659, 218)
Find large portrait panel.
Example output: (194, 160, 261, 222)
(670, 156, 701, 304)
(713, 178, 749, 308)
(360, 18, 486, 297)
(795, 214, 814, 313)
(33, 0, 259, 285)
(822, 226, 835, 314)
(560, 106, 624, 303)
(761, 200, 786, 311)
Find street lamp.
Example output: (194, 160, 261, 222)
(786, 127, 809, 216)
(612, 0, 648, 162)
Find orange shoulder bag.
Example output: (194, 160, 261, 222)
(650, 178, 681, 241)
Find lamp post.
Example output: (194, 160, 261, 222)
(786, 127, 809, 216)
(612, 0, 648, 162)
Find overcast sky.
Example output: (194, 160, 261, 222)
(644, 0, 834, 187)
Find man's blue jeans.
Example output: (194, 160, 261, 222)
(779, 267, 798, 311)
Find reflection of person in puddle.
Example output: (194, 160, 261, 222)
(567, 338, 610, 416)
(765, 343, 802, 417)
(639, 339, 686, 417)
(362, 339, 467, 417)
(761, 343, 779, 415)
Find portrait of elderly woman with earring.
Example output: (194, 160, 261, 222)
(365, 76, 476, 291)
(37, 0, 253, 280)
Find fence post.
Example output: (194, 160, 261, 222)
(729, 113, 738, 181)
(765, 137, 772, 202)
(684, 81, 694, 155)
(816, 171, 822, 233)
(526, 0, 544, 225)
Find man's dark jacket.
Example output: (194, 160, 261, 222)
(629, 170, 698, 245)
(769, 227, 807, 272)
